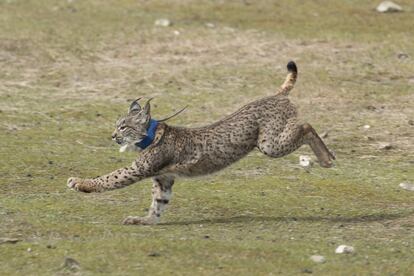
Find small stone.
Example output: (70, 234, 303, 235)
(63, 257, 80, 271)
(335, 245, 355, 254)
(299, 155, 312, 167)
(27, 248, 32, 252)
(0, 238, 21, 244)
(378, 142, 393, 150)
(376, 1, 402, 13)
(148, 252, 161, 257)
(399, 182, 414, 191)
(310, 255, 326, 263)
(302, 268, 313, 274)
(320, 131, 329, 138)
(363, 125, 371, 130)
(173, 30, 180, 35)
(205, 22, 215, 28)
(154, 19, 172, 27)
(397, 53, 409, 60)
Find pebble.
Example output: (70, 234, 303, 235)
(154, 19, 172, 27)
(310, 255, 326, 263)
(378, 142, 393, 150)
(376, 1, 403, 13)
(148, 252, 161, 257)
(299, 155, 312, 168)
(63, 257, 80, 271)
(363, 125, 371, 130)
(335, 245, 355, 254)
(399, 182, 414, 191)
(397, 53, 409, 60)
(0, 238, 21, 244)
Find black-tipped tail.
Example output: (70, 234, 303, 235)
(276, 61, 298, 96)
(287, 61, 297, 74)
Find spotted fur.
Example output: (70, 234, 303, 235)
(67, 61, 335, 225)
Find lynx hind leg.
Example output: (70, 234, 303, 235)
(302, 123, 335, 168)
(123, 175, 174, 225)
(258, 119, 335, 168)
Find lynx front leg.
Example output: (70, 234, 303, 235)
(67, 166, 143, 193)
(123, 175, 174, 225)
(67, 149, 166, 193)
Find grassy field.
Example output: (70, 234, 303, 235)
(1, 0, 413, 275)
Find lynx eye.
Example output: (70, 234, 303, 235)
(119, 126, 127, 131)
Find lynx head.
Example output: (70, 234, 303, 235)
(112, 98, 152, 152)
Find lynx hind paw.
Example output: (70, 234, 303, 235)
(122, 216, 158, 225)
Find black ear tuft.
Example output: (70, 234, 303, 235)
(143, 97, 153, 115)
(129, 98, 142, 113)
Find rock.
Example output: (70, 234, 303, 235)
(0, 238, 21, 244)
(397, 53, 409, 60)
(299, 155, 312, 168)
(301, 268, 313, 274)
(399, 182, 414, 191)
(148, 252, 161, 257)
(320, 131, 329, 138)
(154, 19, 172, 27)
(310, 255, 326, 263)
(378, 142, 393, 150)
(376, 1, 402, 13)
(63, 257, 80, 271)
(27, 248, 32, 252)
(205, 22, 215, 28)
(363, 125, 371, 130)
(335, 245, 355, 254)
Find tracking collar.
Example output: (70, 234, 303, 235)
(135, 119, 159, 150)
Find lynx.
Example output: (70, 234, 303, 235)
(67, 61, 335, 225)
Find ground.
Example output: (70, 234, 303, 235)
(0, 0, 413, 275)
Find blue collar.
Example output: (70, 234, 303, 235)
(136, 119, 159, 150)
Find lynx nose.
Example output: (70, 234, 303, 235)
(111, 132, 116, 140)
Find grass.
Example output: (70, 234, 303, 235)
(1, 0, 414, 275)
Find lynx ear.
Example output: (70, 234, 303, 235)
(142, 97, 153, 115)
(129, 98, 142, 113)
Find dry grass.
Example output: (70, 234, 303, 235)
(1, 0, 414, 275)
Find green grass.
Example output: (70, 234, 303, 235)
(1, 0, 414, 275)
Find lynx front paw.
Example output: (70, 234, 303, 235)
(122, 216, 159, 225)
(67, 177, 95, 193)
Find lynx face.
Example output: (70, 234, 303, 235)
(112, 99, 151, 152)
